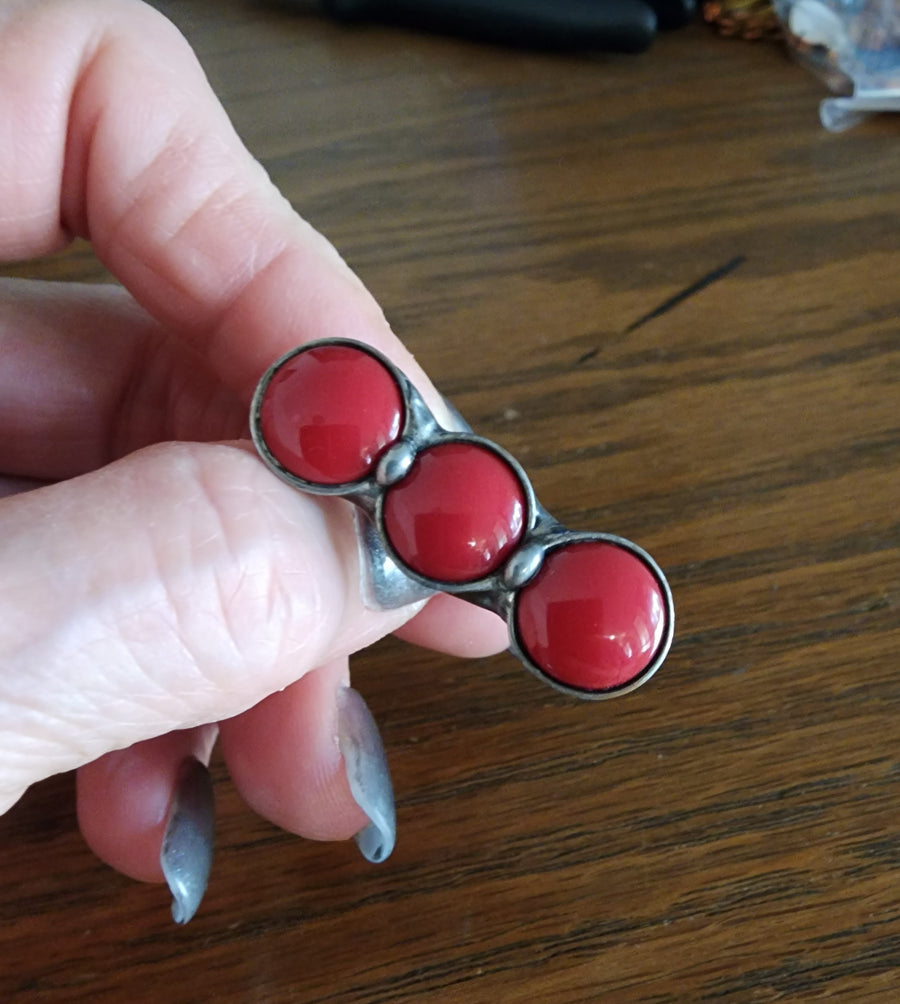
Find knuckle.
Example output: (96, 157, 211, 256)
(153, 443, 343, 690)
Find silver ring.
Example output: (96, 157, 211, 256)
(250, 339, 674, 700)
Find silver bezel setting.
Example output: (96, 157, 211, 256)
(250, 338, 674, 700)
(506, 531, 675, 700)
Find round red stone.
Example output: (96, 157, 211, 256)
(514, 541, 667, 692)
(383, 441, 526, 583)
(259, 344, 403, 485)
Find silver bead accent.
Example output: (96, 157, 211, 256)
(502, 541, 545, 589)
(376, 440, 416, 486)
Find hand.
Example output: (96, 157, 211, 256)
(0, 0, 507, 914)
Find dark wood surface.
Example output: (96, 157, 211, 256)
(2, 2, 899, 1001)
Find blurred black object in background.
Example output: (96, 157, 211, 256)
(281, 0, 698, 54)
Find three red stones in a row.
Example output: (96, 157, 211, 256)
(252, 340, 672, 698)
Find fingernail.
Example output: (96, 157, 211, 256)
(160, 757, 215, 924)
(337, 687, 396, 863)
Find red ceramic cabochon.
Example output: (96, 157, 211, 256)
(515, 541, 666, 691)
(383, 441, 526, 583)
(260, 344, 403, 484)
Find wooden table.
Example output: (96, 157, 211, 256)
(2, 2, 898, 1000)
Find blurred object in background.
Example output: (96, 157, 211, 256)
(775, 0, 900, 130)
(307, 0, 698, 54)
(702, 0, 782, 38)
(279, 0, 897, 130)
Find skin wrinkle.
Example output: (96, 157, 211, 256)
(100, 178, 305, 366)
(162, 154, 250, 252)
(53, 5, 239, 267)
(117, 315, 246, 459)
(103, 309, 157, 463)
(137, 451, 248, 701)
(75, 54, 300, 341)
(125, 499, 213, 717)
(111, 325, 214, 459)
(49, 22, 102, 246)
(57, 554, 198, 741)
(0, 699, 87, 763)
(2, 528, 232, 801)
(83, 571, 235, 735)
(84, 33, 208, 213)
(0, 447, 259, 796)
(0, 630, 158, 797)
(199, 236, 306, 396)
(0, 4, 94, 253)
(149, 447, 341, 695)
(61, 30, 114, 244)
(0, 446, 362, 768)
(74, 38, 388, 389)
(259, 494, 344, 672)
(0, 279, 249, 477)
(99, 115, 217, 260)
(211, 243, 393, 405)
(188, 457, 272, 684)
(226, 474, 347, 672)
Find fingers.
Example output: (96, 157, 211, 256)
(0, 441, 417, 809)
(394, 594, 509, 657)
(0, 476, 46, 500)
(79, 658, 395, 904)
(0, 0, 435, 403)
(0, 2, 511, 875)
(217, 660, 368, 844)
(0, 279, 246, 479)
(76, 725, 217, 883)
(220, 662, 397, 863)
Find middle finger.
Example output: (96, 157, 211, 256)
(0, 277, 245, 481)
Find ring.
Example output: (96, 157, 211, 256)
(250, 339, 674, 700)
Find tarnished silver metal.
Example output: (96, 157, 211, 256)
(502, 541, 545, 590)
(370, 431, 539, 604)
(376, 440, 417, 487)
(250, 338, 674, 700)
(506, 530, 674, 699)
(353, 508, 436, 610)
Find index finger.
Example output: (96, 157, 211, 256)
(0, 0, 428, 400)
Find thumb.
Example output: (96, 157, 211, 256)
(0, 440, 413, 811)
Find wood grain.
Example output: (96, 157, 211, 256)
(1, 2, 898, 1001)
